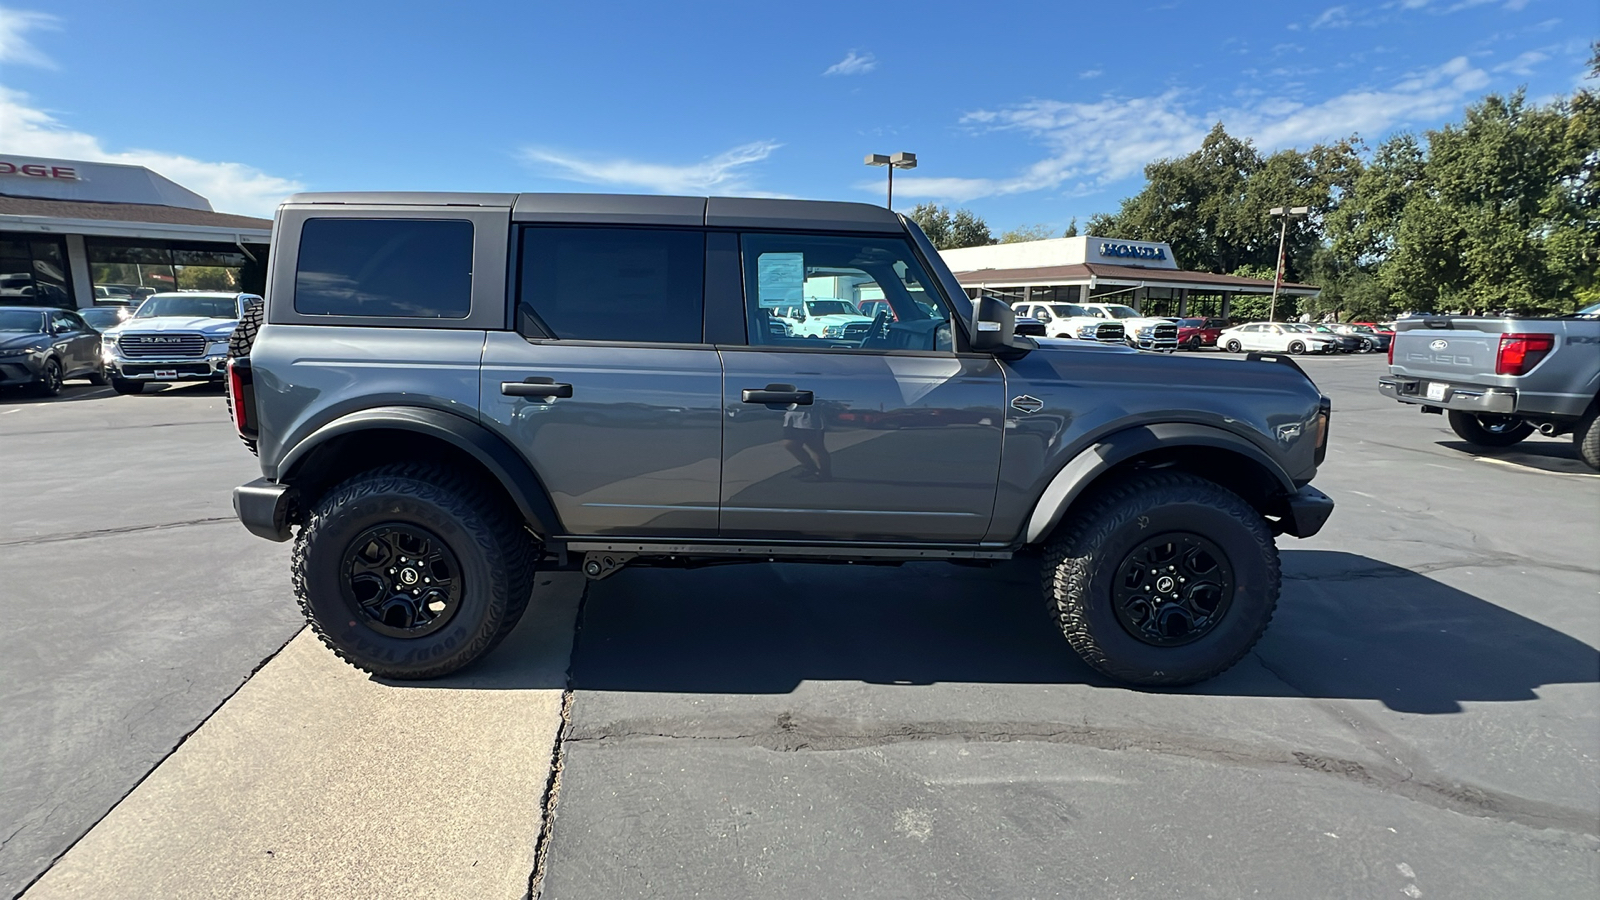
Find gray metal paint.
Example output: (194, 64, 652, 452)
(1389, 316, 1600, 420)
(250, 324, 488, 477)
(479, 333, 723, 536)
(706, 197, 901, 233)
(718, 348, 1005, 542)
(512, 194, 705, 226)
(284, 191, 517, 207)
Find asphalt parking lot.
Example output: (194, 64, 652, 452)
(2, 353, 1596, 899)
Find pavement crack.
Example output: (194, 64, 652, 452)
(0, 517, 236, 547)
(566, 716, 1598, 836)
(528, 579, 587, 900)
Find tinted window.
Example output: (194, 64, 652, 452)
(518, 228, 705, 343)
(295, 219, 472, 318)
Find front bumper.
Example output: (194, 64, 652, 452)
(0, 356, 44, 386)
(234, 478, 299, 542)
(1377, 375, 1517, 415)
(107, 355, 226, 381)
(1274, 484, 1335, 538)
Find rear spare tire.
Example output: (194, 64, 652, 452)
(1447, 410, 1534, 447)
(1041, 471, 1280, 686)
(292, 463, 536, 679)
(226, 300, 264, 455)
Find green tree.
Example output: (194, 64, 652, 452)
(999, 223, 1056, 243)
(1063, 217, 1079, 238)
(908, 203, 995, 249)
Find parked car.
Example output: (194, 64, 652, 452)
(226, 190, 1335, 689)
(101, 291, 257, 394)
(1332, 323, 1390, 353)
(1298, 323, 1362, 353)
(775, 298, 876, 340)
(1218, 322, 1340, 354)
(0, 306, 106, 395)
(1173, 317, 1226, 350)
(1011, 302, 1126, 343)
(79, 305, 135, 332)
(1378, 303, 1600, 469)
(1078, 303, 1179, 351)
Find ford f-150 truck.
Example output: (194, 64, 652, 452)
(1377, 304, 1600, 469)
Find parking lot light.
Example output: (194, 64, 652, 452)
(1268, 206, 1310, 322)
(865, 151, 917, 209)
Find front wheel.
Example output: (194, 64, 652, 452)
(1287, 340, 1306, 354)
(1041, 472, 1280, 686)
(1224, 339, 1242, 353)
(34, 358, 63, 396)
(1447, 410, 1534, 447)
(292, 463, 536, 679)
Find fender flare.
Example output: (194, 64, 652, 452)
(1022, 422, 1296, 544)
(276, 406, 561, 537)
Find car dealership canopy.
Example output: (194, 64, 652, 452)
(940, 236, 1318, 320)
(0, 155, 271, 310)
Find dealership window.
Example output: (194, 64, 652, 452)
(1141, 288, 1180, 318)
(518, 227, 705, 343)
(85, 237, 251, 304)
(0, 233, 72, 309)
(295, 219, 473, 318)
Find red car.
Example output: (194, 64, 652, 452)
(1174, 317, 1226, 350)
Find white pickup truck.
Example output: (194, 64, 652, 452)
(1377, 303, 1600, 469)
(774, 298, 876, 340)
(101, 291, 257, 394)
(1079, 303, 1180, 351)
(1011, 301, 1126, 343)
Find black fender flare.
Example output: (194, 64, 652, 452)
(1022, 422, 1296, 544)
(275, 406, 562, 537)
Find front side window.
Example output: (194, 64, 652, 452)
(742, 233, 951, 352)
(295, 219, 473, 318)
(517, 227, 705, 343)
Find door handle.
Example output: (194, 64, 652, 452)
(741, 385, 813, 405)
(502, 379, 573, 399)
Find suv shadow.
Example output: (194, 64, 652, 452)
(536, 549, 1595, 714)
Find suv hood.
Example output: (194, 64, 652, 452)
(108, 316, 238, 337)
(0, 332, 48, 351)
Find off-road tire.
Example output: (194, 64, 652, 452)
(226, 300, 264, 455)
(1447, 410, 1534, 447)
(1042, 471, 1280, 686)
(292, 463, 536, 679)
(1575, 404, 1599, 471)
(1224, 339, 1242, 353)
(110, 377, 144, 395)
(35, 358, 63, 396)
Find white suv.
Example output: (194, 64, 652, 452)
(1012, 302, 1126, 343)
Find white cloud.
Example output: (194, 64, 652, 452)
(1493, 49, 1547, 75)
(823, 50, 876, 77)
(1079, 69, 1104, 79)
(519, 140, 782, 195)
(1311, 6, 1351, 29)
(0, 7, 58, 68)
(0, 86, 303, 216)
(892, 56, 1493, 204)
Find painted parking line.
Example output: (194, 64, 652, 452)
(1472, 456, 1600, 479)
(23, 574, 583, 900)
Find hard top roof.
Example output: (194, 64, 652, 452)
(283, 192, 902, 233)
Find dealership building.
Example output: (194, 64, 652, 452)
(0, 154, 271, 310)
(940, 236, 1317, 320)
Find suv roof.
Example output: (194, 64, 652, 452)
(282, 192, 903, 233)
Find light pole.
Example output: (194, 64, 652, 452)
(865, 152, 917, 209)
(1268, 206, 1310, 322)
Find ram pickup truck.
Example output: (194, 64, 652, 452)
(227, 191, 1334, 688)
(102, 291, 257, 394)
(1079, 303, 1180, 351)
(1377, 303, 1600, 469)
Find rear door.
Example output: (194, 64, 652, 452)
(717, 230, 1005, 543)
(480, 226, 723, 537)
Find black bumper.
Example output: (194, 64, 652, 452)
(1275, 484, 1335, 538)
(233, 478, 299, 542)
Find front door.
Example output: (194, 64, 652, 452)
(719, 231, 1005, 543)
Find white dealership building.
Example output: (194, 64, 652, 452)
(0, 154, 271, 309)
(941, 236, 1318, 320)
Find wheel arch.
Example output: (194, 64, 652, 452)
(1023, 423, 1297, 545)
(277, 406, 561, 539)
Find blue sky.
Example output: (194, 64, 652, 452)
(1, 0, 1593, 229)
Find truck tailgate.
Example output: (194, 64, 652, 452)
(1391, 319, 1504, 382)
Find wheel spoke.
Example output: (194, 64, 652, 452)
(339, 524, 463, 640)
(1111, 532, 1235, 647)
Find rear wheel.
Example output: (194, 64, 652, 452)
(1447, 410, 1534, 447)
(1287, 340, 1306, 354)
(1224, 339, 1242, 353)
(110, 377, 145, 395)
(88, 365, 109, 386)
(292, 463, 536, 679)
(1041, 472, 1279, 686)
(1574, 405, 1599, 471)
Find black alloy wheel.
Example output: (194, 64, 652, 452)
(1111, 533, 1234, 646)
(36, 358, 63, 396)
(340, 524, 464, 639)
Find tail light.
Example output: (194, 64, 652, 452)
(1495, 333, 1555, 376)
(1387, 334, 1395, 365)
(228, 357, 257, 439)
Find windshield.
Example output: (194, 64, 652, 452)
(1047, 304, 1090, 318)
(1177, 318, 1206, 327)
(1578, 302, 1600, 317)
(0, 310, 45, 332)
(1099, 305, 1140, 319)
(135, 295, 239, 319)
(805, 300, 858, 316)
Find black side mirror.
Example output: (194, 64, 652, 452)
(969, 296, 1016, 351)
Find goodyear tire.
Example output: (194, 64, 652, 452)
(1447, 410, 1533, 447)
(1042, 471, 1280, 686)
(1575, 404, 1599, 471)
(226, 300, 263, 455)
(292, 463, 536, 680)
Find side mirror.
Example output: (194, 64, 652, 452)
(969, 296, 1016, 352)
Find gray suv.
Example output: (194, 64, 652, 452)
(229, 192, 1334, 686)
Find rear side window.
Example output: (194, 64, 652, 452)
(517, 227, 704, 343)
(294, 219, 473, 318)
